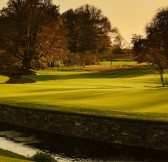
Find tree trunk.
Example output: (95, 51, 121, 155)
(110, 54, 113, 65)
(22, 56, 32, 73)
(160, 72, 164, 87)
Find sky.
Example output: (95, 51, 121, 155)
(0, 0, 168, 44)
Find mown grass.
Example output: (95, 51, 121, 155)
(0, 149, 32, 162)
(0, 156, 33, 162)
(1, 66, 168, 122)
(100, 59, 137, 66)
(0, 75, 9, 83)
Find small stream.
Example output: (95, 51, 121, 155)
(0, 122, 168, 162)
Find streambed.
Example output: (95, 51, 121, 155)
(0, 122, 167, 162)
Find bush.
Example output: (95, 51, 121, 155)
(31, 152, 57, 162)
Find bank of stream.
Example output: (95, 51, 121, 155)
(0, 122, 168, 162)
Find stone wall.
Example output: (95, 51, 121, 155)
(0, 104, 168, 152)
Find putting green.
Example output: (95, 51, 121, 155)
(0, 67, 168, 121)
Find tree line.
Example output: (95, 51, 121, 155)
(0, 0, 123, 72)
(1, 0, 168, 87)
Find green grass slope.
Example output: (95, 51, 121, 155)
(0, 156, 33, 162)
(1, 67, 168, 121)
(0, 149, 32, 162)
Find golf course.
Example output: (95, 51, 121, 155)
(1, 61, 168, 122)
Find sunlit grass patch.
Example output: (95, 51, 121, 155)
(0, 75, 9, 83)
(1, 67, 168, 122)
(0, 156, 33, 162)
(0, 149, 32, 162)
(100, 59, 137, 66)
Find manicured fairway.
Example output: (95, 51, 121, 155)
(0, 67, 168, 121)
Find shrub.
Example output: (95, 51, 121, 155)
(31, 152, 57, 162)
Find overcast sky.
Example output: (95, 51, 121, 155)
(1, 0, 168, 43)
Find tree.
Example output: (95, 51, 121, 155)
(132, 7, 168, 87)
(112, 28, 126, 54)
(76, 4, 112, 53)
(132, 36, 167, 87)
(63, 4, 114, 65)
(0, 0, 66, 72)
(131, 34, 148, 63)
(146, 7, 168, 58)
(0, 50, 22, 70)
(62, 9, 80, 53)
(146, 48, 167, 87)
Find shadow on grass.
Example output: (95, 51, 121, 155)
(30, 68, 154, 82)
(144, 81, 168, 88)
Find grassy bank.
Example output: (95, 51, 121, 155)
(0, 149, 32, 162)
(1, 66, 168, 122)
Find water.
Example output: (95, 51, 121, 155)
(0, 122, 168, 162)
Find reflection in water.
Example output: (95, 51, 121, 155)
(0, 122, 168, 162)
